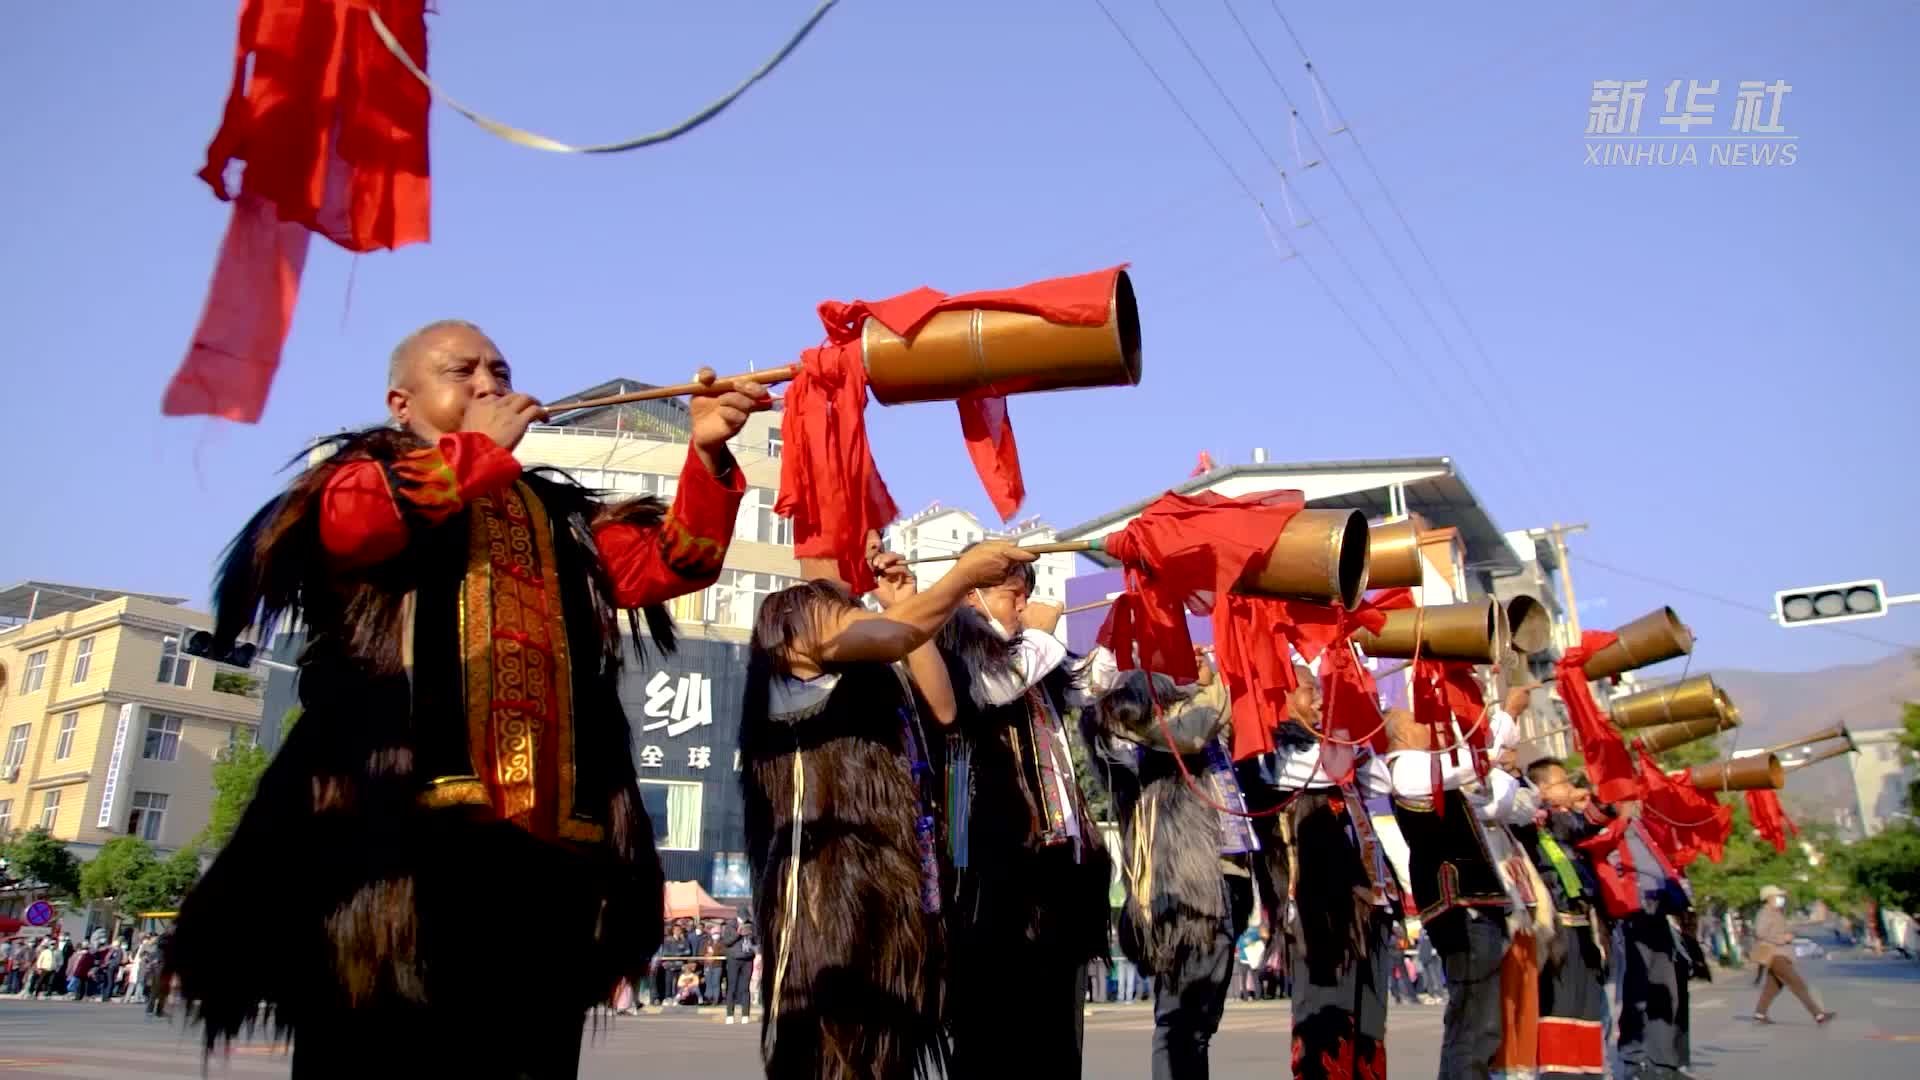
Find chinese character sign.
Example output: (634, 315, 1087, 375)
(1585, 77, 1795, 168)
(640, 671, 714, 737)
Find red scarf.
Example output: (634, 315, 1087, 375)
(1093, 490, 1309, 759)
(777, 266, 1125, 591)
(1638, 756, 1733, 868)
(1367, 588, 1489, 809)
(1745, 789, 1799, 854)
(1554, 631, 1639, 804)
(1264, 598, 1391, 776)
(168, 0, 432, 422)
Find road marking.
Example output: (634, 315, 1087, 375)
(1871, 995, 1901, 1007)
(1693, 997, 1726, 1010)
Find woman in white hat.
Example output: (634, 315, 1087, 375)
(1751, 884, 1835, 1025)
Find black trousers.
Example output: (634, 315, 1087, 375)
(1431, 907, 1509, 1080)
(1150, 875, 1254, 1080)
(1618, 912, 1689, 1079)
(725, 958, 753, 1016)
(1290, 909, 1393, 1080)
(949, 945, 1086, 1078)
(291, 1006, 587, 1079)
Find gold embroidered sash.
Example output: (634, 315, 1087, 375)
(455, 482, 600, 843)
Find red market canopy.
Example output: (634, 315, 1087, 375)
(663, 880, 734, 921)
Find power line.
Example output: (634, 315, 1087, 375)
(1262, 2, 1568, 500)
(1086, 0, 1405, 385)
(1569, 551, 1917, 653)
(1219, 0, 1559, 521)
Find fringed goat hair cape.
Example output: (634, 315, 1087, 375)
(168, 428, 677, 1068)
(741, 642, 947, 1080)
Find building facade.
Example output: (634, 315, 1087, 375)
(885, 503, 1077, 639)
(0, 586, 263, 860)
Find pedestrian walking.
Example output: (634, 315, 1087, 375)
(1751, 885, 1835, 1026)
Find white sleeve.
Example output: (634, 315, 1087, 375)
(975, 629, 1069, 707)
(1068, 645, 1120, 707)
(1355, 754, 1393, 799)
(1386, 749, 1479, 799)
(1476, 769, 1527, 824)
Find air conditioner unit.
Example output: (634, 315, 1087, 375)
(0, 765, 19, 783)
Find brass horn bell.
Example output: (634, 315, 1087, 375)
(862, 269, 1143, 404)
(1352, 599, 1500, 663)
(1767, 721, 1853, 755)
(1239, 509, 1371, 609)
(1609, 675, 1728, 730)
(1364, 515, 1426, 590)
(1583, 606, 1695, 680)
(1687, 753, 1785, 792)
(1632, 712, 1738, 754)
(1504, 595, 1553, 655)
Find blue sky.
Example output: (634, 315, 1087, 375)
(2, 1, 1914, 672)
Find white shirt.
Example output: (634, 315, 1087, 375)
(1266, 744, 1392, 797)
(974, 629, 1071, 708)
(1384, 750, 1535, 826)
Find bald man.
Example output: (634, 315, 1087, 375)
(169, 321, 768, 1078)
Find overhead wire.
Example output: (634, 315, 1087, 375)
(1086, 0, 1404, 386)
(1569, 552, 1916, 653)
(1218, 0, 1559, 521)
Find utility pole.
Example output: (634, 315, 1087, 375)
(1529, 523, 1590, 639)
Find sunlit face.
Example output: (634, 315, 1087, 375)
(1286, 666, 1321, 729)
(968, 577, 1030, 635)
(1535, 763, 1578, 810)
(386, 324, 515, 441)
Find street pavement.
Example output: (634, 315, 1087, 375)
(2, 951, 1917, 1077)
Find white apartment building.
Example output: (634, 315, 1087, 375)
(885, 503, 1077, 639)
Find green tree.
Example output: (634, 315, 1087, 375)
(124, 846, 202, 913)
(195, 704, 298, 851)
(212, 671, 261, 697)
(1842, 824, 1920, 917)
(199, 741, 273, 850)
(0, 826, 82, 899)
(79, 836, 158, 908)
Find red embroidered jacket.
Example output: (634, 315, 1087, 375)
(317, 430, 745, 606)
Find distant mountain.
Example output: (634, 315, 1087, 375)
(1630, 650, 1918, 827)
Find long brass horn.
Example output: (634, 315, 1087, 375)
(1609, 675, 1726, 730)
(1352, 599, 1499, 663)
(1766, 722, 1853, 755)
(863, 268, 1142, 404)
(1505, 594, 1553, 655)
(1785, 742, 1856, 769)
(1239, 509, 1372, 608)
(1364, 515, 1426, 590)
(1686, 753, 1784, 791)
(1583, 606, 1695, 680)
(1632, 712, 1738, 754)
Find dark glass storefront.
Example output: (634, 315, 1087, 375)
(613, 636, 751, 901)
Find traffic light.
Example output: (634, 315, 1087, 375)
(183, 629, 258, 669)
(1773, 579, 1886, 627)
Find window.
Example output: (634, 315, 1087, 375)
(71, 637, 95, 684)
(157, 637, 191, 687)
(702, 570, 795, 629)
(227, 724, 258, 754)
(2, 724, 27, 773)
(38, 789, 61, 830)
(766, 429, 783, 459)
(143, 713, 184, 761)
(732, 488, 793, 547)
(0, 799, 11, 836)
(22, 651, 47, 693)
(54, 713, 77, 760)
(636, 779, 702, 851)
(127, 791, 169, 843)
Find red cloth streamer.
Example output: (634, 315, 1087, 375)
(1745, 789, 1799, 854)
(1573, 814, 1642, 919)
(1092, 490, 1308, 760)
(1638, 756, 1734, 868)
(1554, 631, 1639, 805)
(1262, 598, 1391, 776)
(777, 266, 1126, 590)
(168, 0, 432, 422)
